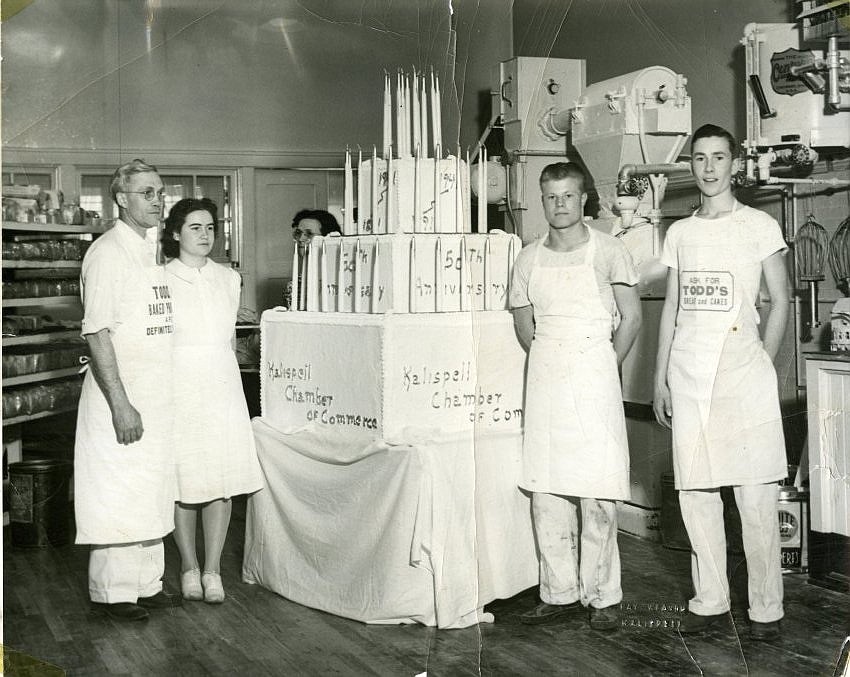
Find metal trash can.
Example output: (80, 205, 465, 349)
(778, 485, 809, 573)
(8, 459, 73, 547)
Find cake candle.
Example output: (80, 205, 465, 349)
(454, 148, 462, 233)
(435, 236, 443, 312)
(336, 239, 344, 312)
(405, 72, 412, 157)
(356, 148, 363, 235)
(477, 147, 485, 234)
(420, 75, 428, 160)
(412, 71, 420, 159)
(430, 70, 438, 157)
(354, 238, 362, 313)
(483, 237, 491, 310)
(290, 245, 299, 312)
(459, 235, 466, 311)
(507, 236, 516, 301)
(414, 145, 421, 234)
(344, 147, 353, 235)
(481, 147, 488, 232)
(371, 240, 380, 314)
(409, 236, 416, 313)
(435, 72, 442, 152)
(306, 239, 318, 311)
(386, 153, 394, 234)
(433, 144, 441, 233)
(383, 73, 391, 160)
(320, 238, 328, 311)
(371, 146, 378, 234)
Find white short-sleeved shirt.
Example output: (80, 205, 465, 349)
(509, 228, 639, 316)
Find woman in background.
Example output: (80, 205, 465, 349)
(162, 198, 263, 604)
(285, 208, 341, 308)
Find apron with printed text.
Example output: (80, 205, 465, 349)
(667, 203, 786, 490)
(74, 232, 175, 545)
(521, 229, 631, 500)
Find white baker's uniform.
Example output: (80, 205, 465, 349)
(166, 258, 262, 503)
(662, 203, 787, 622)
(75, 220, 175, 603)
(518, 229, 632, 609)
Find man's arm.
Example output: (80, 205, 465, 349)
(611, 284, 642, 365)
(512, 305, 535, 353)
(761, 250, 789, 362)
(85, 329, 144, 445)
(653, 269, 679, 429)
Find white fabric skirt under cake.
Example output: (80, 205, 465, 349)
(172, 344, 263, 503)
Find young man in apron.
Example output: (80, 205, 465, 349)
(75, 159, 180, 621)
(653, 124, 789, 641)
(510, 162, 641, 630)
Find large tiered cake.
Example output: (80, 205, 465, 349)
(260, 71, 525, 440)
(247, 71, 537, 629)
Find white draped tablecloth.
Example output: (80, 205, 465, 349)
(242, 418, 537, 628)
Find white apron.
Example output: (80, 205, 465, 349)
(75, 229, 175, 545)
(521, 229, 631, 500)
(667, 203, 786, 490)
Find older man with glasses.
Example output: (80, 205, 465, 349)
(74, 158, 181, 621)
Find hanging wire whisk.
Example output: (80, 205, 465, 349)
(828, 215, 850, 290)
(794, 213, 829, 327)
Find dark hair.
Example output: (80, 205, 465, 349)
(161, 198, 218, 259)
(691, 124, 738, 156)
(539, 162, 587, 193)
(292, 208, 341, 236)
(110, 158, 159, 205)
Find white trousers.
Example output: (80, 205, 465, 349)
(532, 492, 622, 609)
(679, 483, 784, 623)
(88, 539, 165, 603)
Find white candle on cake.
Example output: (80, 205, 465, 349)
(459, 235, 466, 311)
(290, 245, 299, 312)
(354, 238, 362, 313)
(336, 239, 344, 312)
(435, 236, 442, 312)
(507, 236, 515, 302)
(320, 239, 328, 311)
(433, 143, 441, 233)
(344, 148, 353, 235)
(356, 148, 363, 235)
(306, 239, 318, 311)
(409, 236, 416, 313)
(412, 71, 420, 159)
(414, 145, 421, 234)
(386, 153, 394, 234)
(371, 146, 378, 234)
(477, 147, 484, 233)
(434, 72, 442, 152)
(454, 149, 462, 233)
(420, 76, 428, 159)
(396, 71, 402, 159)
(371, 240, 380, 314)
(483, 237, 491, 310)
(405, 72, 412, 157)
(430, 70, 438, 157)
(481, 147, 488, 232)
(383, 73, 391, 159)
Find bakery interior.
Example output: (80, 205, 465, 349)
(2, 0, 850, 675)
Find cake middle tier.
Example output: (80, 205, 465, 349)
(300, 231, 520, 313)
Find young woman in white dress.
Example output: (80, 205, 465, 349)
(162, 198, 263, 603)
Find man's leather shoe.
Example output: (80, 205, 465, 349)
(92, 602, 149, 621)
(137, 590, 183, 609)
(750, 620, 780, 641)
(588, 605, 619, 631)
(678, 611, 726, 634)
(519, 601, 583, 625)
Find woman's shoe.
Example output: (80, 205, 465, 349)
(181, 568, 203, 601)
(202, 571, 225, 604)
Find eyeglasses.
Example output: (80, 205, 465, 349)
(293, 228, 317, 241)
(122, 188, 166, 201)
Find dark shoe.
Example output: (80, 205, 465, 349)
(137, 590, 183, 609)
(678, 611, 726, 634)
(750, 620, 780, 641)
(519, 601, 583, 625)
(92, 602, 149, 621)
(589, 605, 619, 631)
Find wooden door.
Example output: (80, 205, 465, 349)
(254, 169, 328, 312)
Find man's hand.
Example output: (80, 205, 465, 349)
(111, 400, 144, 445)
(653, 383, 673, 429)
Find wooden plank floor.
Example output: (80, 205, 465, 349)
(4, 497, 849, 676)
